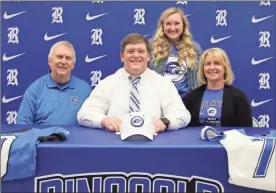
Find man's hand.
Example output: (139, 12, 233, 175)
(154, 120, 166, 133)
(101, 117, 122, 132)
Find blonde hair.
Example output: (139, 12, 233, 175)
(152, 7, 197, 69)
(48, 41, 76, 63)
(197, 47, 235, 86)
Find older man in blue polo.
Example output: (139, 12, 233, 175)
(17, 41, 91, 125)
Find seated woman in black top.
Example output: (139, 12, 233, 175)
(183, 47, 252, 127)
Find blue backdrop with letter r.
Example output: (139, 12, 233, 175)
(1, 0, 275, 128)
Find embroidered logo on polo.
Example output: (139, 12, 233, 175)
(70, 96, 79, 105)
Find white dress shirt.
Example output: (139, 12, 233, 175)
(77, 68, 191, 129)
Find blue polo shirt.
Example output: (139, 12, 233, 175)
(17, 74, 91, 125)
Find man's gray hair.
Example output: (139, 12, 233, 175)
(48, 41, 76, 63)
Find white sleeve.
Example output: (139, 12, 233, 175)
(77, 77, 112, 128)
(158, 78, 191, 130)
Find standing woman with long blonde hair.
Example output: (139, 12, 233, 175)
(149, 7, 202, 100)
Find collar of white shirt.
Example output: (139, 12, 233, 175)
(121, 68, 150, 82)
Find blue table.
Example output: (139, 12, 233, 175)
(1, 124, 272, 193)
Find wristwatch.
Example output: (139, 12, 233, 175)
(160, 117, 170, 130)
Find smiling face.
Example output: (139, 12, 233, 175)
(203, 53, 226, 85)
(163, 12, 184, 43)
(48, 44, 75, 83)
(120, 42, 150, 76)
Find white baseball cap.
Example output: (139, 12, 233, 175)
(120, 112, 155, 140)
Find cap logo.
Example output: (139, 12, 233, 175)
(131, 116, 144, 127)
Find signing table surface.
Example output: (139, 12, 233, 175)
(1, 124, 272, 193)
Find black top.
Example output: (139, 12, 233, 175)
(183, 85, 253, 127)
